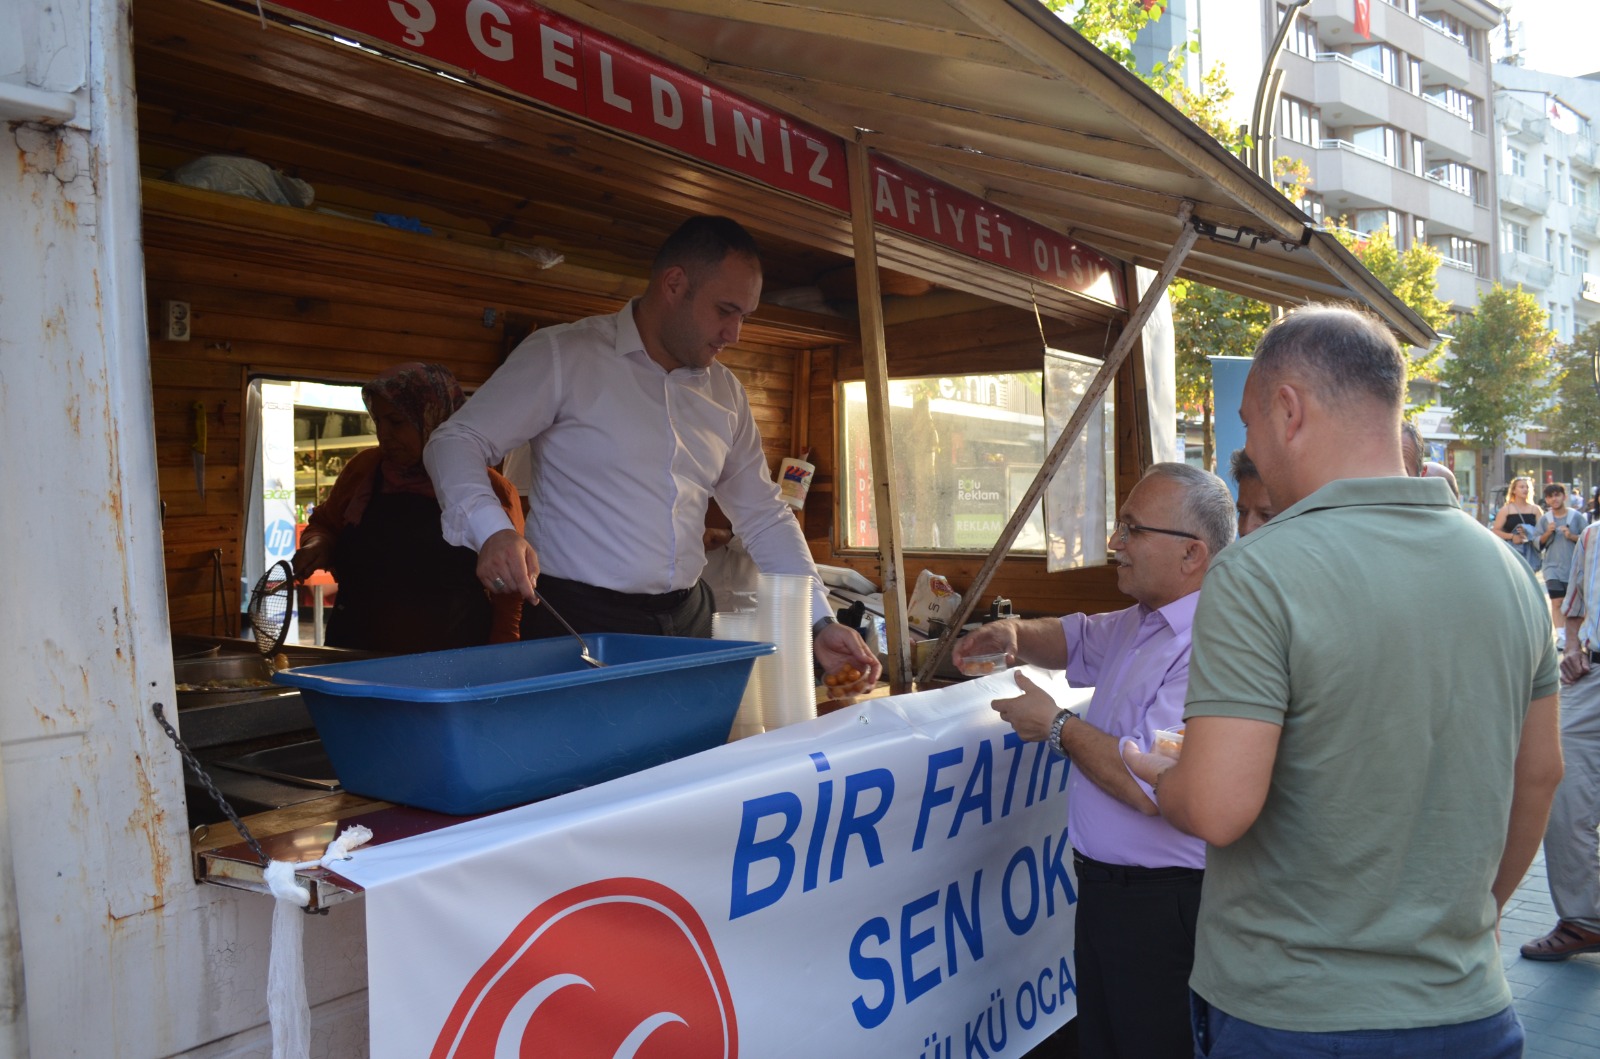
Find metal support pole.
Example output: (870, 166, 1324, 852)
(1250, 0, 1312, 181)
(915, 204, 1200, 685)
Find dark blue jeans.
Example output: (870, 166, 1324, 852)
(1190, 994, 1524, 1058)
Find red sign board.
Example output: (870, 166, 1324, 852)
(869, 155, 1122, 307)
(267, 0, 1124, 307)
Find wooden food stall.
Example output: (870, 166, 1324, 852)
(0, 0, 1433, 1054)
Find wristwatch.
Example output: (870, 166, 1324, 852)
(812, 615, 839, 637)
(1047, 707, 1075, 757)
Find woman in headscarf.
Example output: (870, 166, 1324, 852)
(292, 363, 522, 652)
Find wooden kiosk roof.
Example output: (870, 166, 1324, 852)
(529, 0, 1435, 346)
(139, 0, 1434, 345)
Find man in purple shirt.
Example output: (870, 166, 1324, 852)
(953, 462, 1236, 1058)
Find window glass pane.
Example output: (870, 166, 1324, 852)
(839, 368, 1114, 561)
(1043, 351, 1117, 571)
(841, 373, 1050, 553)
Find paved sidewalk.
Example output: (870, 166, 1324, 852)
(1501, 850, 1600, 1057)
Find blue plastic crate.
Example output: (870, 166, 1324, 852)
(272, 634, 773, 815)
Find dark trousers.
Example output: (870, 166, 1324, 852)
(1072, 852, 1203, 1059)
(520, 575, 714, 640)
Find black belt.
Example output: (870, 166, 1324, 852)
(1589, 649, 1600, 666)
(538, 574, 696, 613)
(1073, 851, 1203, 885)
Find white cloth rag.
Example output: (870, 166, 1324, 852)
(265, 825, 375, 1059)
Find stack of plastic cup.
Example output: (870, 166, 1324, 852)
(756, 573, 817, 729)
(713, 610, 765, 741)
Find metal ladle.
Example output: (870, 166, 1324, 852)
(535, 595, 606, 668)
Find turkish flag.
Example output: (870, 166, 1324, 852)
(1355, 0, 1372, 38)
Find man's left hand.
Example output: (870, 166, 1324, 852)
(815, 622, 881, 695)
(1121, 739, 1177, 789)
(991, 671, 1059, 743)
(1561, 644, 1591, 684)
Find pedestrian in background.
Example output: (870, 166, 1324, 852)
(1521, 519, 1600, 962)
(1228, 449, 1276, 537)
(1538, 484, 1587, 648)
(1494, 476, 1544, 574)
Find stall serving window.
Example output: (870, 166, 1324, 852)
(839, 354, 1115, 568)
(242, 378, 371, 639)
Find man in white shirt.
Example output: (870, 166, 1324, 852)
(1520, 520, 1600, 961)
(425, 216, 878, 685)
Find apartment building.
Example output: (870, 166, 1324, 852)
(1259, 0, 1504, 315)
(1493, 64, 1600, 346)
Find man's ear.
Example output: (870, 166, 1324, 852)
(659, 264, 690, 300)
(1185, 540, 1210, 574)
(1277, 382, 1307, 443)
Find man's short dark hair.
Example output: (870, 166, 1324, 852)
(653, 215, 761, 280)
(1545, 483, 1566, 497)
(1251, 305, 1405, 411)
(1229, 448, 1259, 482)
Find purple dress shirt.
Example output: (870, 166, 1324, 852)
(1061, 593, 1206, 870)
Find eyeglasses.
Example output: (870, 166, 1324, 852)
(1113, 518, 1200, 544)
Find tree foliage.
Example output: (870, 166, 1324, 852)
(1328, 225, 1453, 381)
(1043, 0, 1248, 153)
(1437, 285, 1555, 487)
(1048, 2, 1449, 467)
(1546, 321, 1600, 459)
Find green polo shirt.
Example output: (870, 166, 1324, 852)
(1185, 476, 1558, 1032)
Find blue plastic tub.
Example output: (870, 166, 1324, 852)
(272, 634, 773, 815)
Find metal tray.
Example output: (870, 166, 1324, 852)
(212, 740, 341, 791)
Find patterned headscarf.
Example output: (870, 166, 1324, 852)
(361, 362, 465, 444)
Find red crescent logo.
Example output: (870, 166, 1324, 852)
(431, 878, 738, 1059)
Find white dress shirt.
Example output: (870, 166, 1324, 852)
(424, 301, 829, 619)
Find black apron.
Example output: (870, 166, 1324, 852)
(327, 469, 492, 653)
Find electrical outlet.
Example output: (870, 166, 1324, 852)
(161, 300, 191, 342)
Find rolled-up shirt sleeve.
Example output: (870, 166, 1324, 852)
(1564, 526, 1592, 622)
(425, 335, 564, 552)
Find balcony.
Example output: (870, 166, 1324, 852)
(1312, 54, 1422, 129)
(1501, 175, 1549, 216)
(1573, 140, 1600, 174)
(1502, 251, 1554, 290)
(1433, 258, 1484, 308)
(1421, 95, 1475, 161)
(1310, 0, 1422, 55)
(1573, 208, 1600, 244)
(1500, 96, 1550, 145)
(1424, 176, 1478, 234)
(1415, 17, 1472, 87)
(1315, 139, 1402, 209)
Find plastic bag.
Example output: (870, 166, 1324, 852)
(170, 155, 315, 208)
(907, 569, 961, 636)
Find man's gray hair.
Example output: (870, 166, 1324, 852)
(1251, 305, 1405, 411)
(1142, 462, 1237, 557)
(1399, 419, 1424, 477)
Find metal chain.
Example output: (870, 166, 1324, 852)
(151, 702, 270, 867)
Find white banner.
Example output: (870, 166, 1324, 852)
(336, 673, 1086, 1058)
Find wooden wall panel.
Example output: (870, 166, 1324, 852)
(144, 198, 801, 634)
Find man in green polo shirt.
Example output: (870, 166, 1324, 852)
(1124, 306, 1563, 1057)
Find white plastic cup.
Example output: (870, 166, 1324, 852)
(756, 573, 816, 729)
(778, 458, 816, 509)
